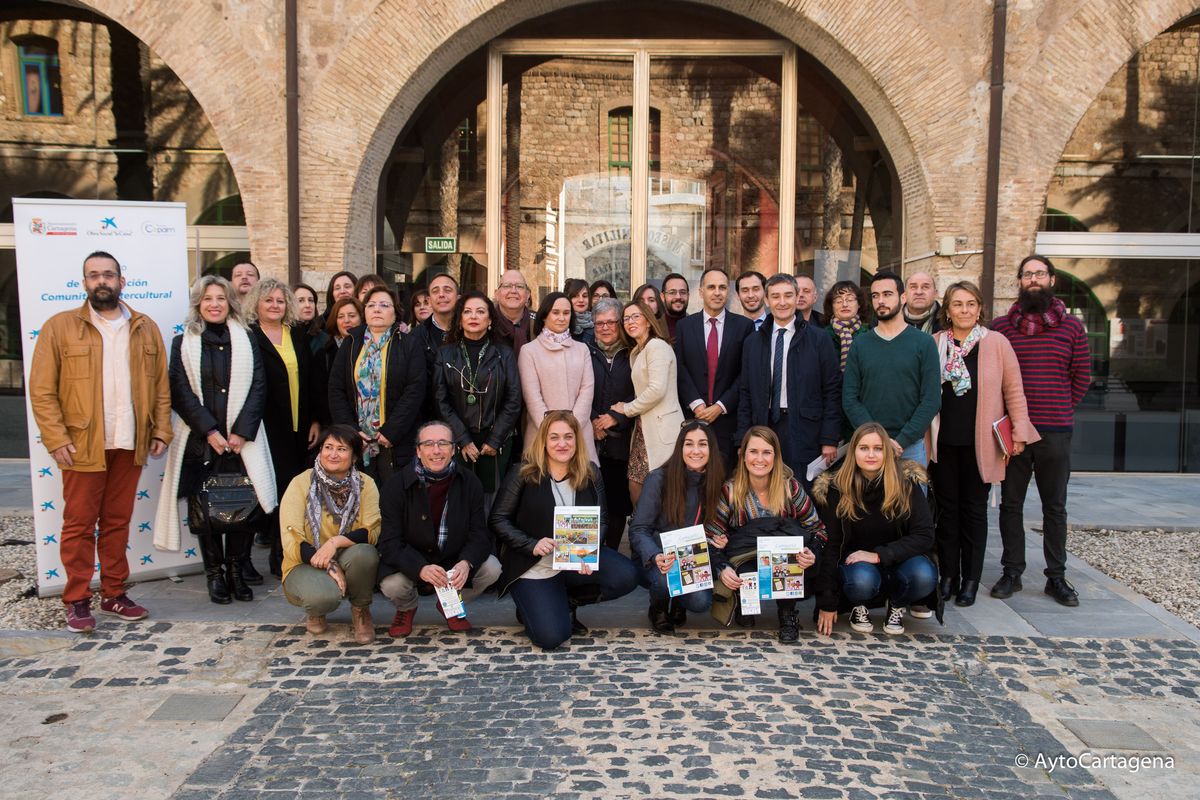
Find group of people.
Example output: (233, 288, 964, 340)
(30, 251, 1090, 649)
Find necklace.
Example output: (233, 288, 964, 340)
(460, 339, 488, 405)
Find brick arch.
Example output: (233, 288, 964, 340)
(301, 0, 983, 279)
(996, 0, 1200, 300)
(71, 0, 287, 274)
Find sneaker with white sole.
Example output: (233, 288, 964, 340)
(65, 599, 95, 633)
(849, 605, 873, 633)
(99, 593, 148, 621)
(883, 602, 905, 634)
(909, 604, 933, 619)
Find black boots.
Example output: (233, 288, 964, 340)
(225, 532, 254, 602)
(939, 575, 960, 602)
(197, 535, 231, 605)
(649, 600, 674, 634)
(777, 605, 800, 643)
(955, 579, 979, 607)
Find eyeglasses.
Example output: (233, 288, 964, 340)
(1021, 269, 1051, 280)
(417, 439, 454, 449)
(663, 289, 689, 298)
(594, 320, 619, 328)
(498, 282, 528, 291)
(623, 313, 644, 323)
(365, 302, 394, 310)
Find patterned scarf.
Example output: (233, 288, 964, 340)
(304, 459, 362, 549)
(540, 329, 573, 347)
(354, 326, 393, 464)
(414, 458, 457, 550)
(941, 325, 984, 396)
(831, 317, 863, 371)
(1006, 296, 1068, 336)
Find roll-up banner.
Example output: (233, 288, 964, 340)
(14, 198, 201, 596)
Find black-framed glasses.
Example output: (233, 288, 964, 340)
(417, 439, 454, 449)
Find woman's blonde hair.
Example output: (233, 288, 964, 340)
(936, 280, 988, 330)
(520, 410, 595, 490)
(243, 277, 298, 326)
(184, 275, 244, 334)
(729, 426, 792, 516)
(833, 422, 911, 522)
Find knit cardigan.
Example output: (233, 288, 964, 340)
(928, 328, 1041, 485)
(154, 323, 277, 551)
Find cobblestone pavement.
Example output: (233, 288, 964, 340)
(2, 621, 1196, 799)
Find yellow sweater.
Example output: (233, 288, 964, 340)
(279, 469, 381, 581)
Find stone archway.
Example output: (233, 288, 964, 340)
(72, 0, 288, 273)
(299, 0, 976, 285)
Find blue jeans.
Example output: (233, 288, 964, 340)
(640, 565, 713, 612)
(509, 547, 639, 650)
(839, 555, 937, 608)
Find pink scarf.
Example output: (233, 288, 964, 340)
(1006, 297, 1067, 336)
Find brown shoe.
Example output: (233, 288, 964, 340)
(351, 606, 374, 645)
(305, 615, 327, 635)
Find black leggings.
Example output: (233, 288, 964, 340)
(932, 443, 990, 582)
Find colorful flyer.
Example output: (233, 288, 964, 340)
(435, 581, 466, 618)
(756, 536, 807, 600)
(738, 572, 761, 615)
(659, 525, 713, 596)
(552, 505, 602, 571)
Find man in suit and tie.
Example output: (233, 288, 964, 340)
(674, 268, 754, 466)
(736, 274, 841, 488)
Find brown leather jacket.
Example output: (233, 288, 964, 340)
(28, 300, 172, 472)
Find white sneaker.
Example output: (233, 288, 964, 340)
(849, 605, 873, 633)
(909, 604, 933, 619)
(883, 602, 905, 634)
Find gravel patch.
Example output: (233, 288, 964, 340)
(0, 515, 66, 631)
(1068, 527, 1200, 628)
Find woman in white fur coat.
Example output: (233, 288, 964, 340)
(153, 275, 276, 604)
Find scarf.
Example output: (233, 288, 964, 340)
(304, 460, 362, 549)
(831, 317, 863, 371)
(1006, 296, 1068, 336)
(596, 338, 625, 361)
(940, 325, 984, 396)
(414, 457, 457, 486)
(903, 302, 939, 333)
(354, 326, 394, 464)
(573, 310, 594, 336)
(540, 329, 573, 347)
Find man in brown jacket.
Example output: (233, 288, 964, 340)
(29, 251, 172, 633)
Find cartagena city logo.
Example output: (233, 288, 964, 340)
(141, 220, 177, 236)
(88, 215, 132, 238)
(28, 217, 78, 236)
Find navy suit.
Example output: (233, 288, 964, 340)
(674, 310, 754, 463)
(736, 317, 842, 482)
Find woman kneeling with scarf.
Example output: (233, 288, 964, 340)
(279, 424, 381, 643)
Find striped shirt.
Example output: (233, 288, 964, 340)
(990, 306, 1090, 432)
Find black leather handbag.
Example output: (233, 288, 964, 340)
(187, 454, 265, 535)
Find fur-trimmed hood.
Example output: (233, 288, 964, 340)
(811, 458, 928, 507)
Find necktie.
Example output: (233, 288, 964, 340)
(706, 318, 719, 405)
(770, 327, 786, 424)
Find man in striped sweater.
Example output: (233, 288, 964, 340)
(990, 255, 1091, 607)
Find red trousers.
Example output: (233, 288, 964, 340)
(59, 448, 142, 604)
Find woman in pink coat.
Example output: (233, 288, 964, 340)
(928, 281, 1039, 608)
(518, 292, 597, 463)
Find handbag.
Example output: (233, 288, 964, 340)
(187, 454, 265, 535)
(710, 550, 759, 626)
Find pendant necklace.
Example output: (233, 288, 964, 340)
(461, 340, 488, 405)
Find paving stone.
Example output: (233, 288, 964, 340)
(1058, 718, 1165, 751)
(151, 693, 245, 722)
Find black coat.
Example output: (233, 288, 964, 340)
(415, 317, 451, 422)
(736, 318, 842, 468)
(376, 462, 493, 583)
(810, 463, 940, 615)
(250, 324, 315, 493)
(168, 324, 266, 495)
(675, 311, 753, 456)
(328, 324, 426, 461)
(433, 338, 522, 451)
(309, 333, 342, 427)
(588, 344, 635, 461)
(489, 466, 607, 596)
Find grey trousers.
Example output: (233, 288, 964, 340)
(379, 554, 502, 612)
(282, 543, 380, 616)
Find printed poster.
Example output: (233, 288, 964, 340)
(659, 524, 713, 596)
(757, 536, 807, 600)
(553, 505, 601, 571)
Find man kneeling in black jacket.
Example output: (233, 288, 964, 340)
(377, 421, 501, 637)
